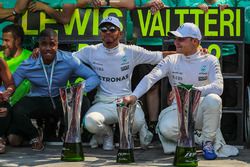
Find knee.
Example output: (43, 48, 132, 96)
(133, 106, 146, 133)
(8, 134, 23, 146)
(203, 94, 222, 111)
(84, 113, 103, 134)
(133, 118, 144, 133)
(158, 120, 178, 141)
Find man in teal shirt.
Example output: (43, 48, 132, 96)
(0, 0, 16, 45)
(237, 0, 250, 84)
(0, 0, 76, 25)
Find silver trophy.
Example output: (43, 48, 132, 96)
(116, 98, 136, 163)
(173, 84, 201, 167)
(60, 83, 84, 161)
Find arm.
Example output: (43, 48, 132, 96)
(162, 50, 176, 58)
(109, 0, 135, 9)
(72, 46, 91, 65)
(131, 45, 163, 65)
(88, 0, 135, 9)
(72, 56, 100, 93)
(124, 58, 170, 105)
(132, 58, 169, 98)
(140, 0, 166, 14)
(0, 0, 30, 21)
(28, 2, 76, 24)
(76, 0, 91, 8)
(0, 59, 15, 102)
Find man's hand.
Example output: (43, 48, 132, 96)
(28, 1, 48, 12)
(122, 95, 137, 106)
(90, 0, 107, 7)
(198, 45, 208, 55)
(167, 90, 175, 106)
(198, 3, 209, 13)
(0, 106, 8, 117)
(218, 4, 229, 10)
(31, 48, 40, 59)
(150, 0, 166, 14)
(0, 88, 13, 102)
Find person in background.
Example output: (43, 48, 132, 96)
(237, 0, 250, 84)
(0, 24, 31, 106)
(124, 22, 239, 160)
(6, 28, 100, 151)
(0, 58, 15, 154)
(0, 0, 76, 24)
(0, 0, 17, 45)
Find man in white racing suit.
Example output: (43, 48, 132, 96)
(123, 23, 239, 160)
(72, 16, 175, 151)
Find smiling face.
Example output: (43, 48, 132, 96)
(174, 37, 199, 56)
(100, 23, 122, 49)
(39, 35, 58, 64)
(2, 32, 19, 58)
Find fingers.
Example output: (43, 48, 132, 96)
(167, 90, 175, 105)
(219, 4, 229, 10)
(150, 0, 165, 14)
(91, 0, 102, 8)
(198, 4, 208, 13)
(122, 95, 137, 106)
(31, 48, 40, 59)
(28, 2, 37, 12)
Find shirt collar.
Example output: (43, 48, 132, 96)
(102, 43, 120, 54)
(182, 51, 201, 60)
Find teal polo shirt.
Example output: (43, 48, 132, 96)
(135, 0, 192, 46)
(0, 0, 16, 45)
(37, 0, 77, 8)
(192, 0, 236, 56)
(192, 0, 233, 7)
(237, 0, 250, 44)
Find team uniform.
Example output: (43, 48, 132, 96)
(73, 43, 163, 146)
(132, 51, 238, 156)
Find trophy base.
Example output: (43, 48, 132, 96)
(173, 146, 198, 167)
(116, 149, 135, 163)
(61, 142, 84, 161)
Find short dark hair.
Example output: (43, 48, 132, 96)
(39, 28, 58, 41)
(2, 24, 24, 44)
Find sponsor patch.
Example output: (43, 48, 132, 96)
(198, 76, 207, 81)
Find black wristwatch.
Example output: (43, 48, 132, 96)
(12, 9, 18, 16)
(105, 0, 110, 6)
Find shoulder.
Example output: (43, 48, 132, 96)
(57, 50, 76, 62)
(165, 53, 181, 61)
(202, 54, 220, 64)
(22, 49, 32, 56)
(78, 44, 101, 53)
(122, 44, 147, 52)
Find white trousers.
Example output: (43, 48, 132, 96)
(84, 101, 145, 134)
(83, 94, 152, 146)
(157, 93, 222, 153)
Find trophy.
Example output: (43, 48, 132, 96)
(116, 98, 136, 163)
(60, 83, 84, 161)
(173, 84, 201, 167)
